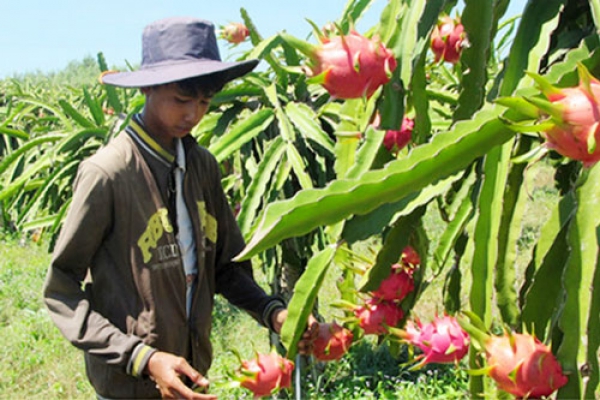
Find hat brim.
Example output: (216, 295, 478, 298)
(101, 59, 259, 88)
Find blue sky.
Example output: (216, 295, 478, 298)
(0, 0, 526, 79)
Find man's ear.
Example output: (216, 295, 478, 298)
(140, 86, 152, 95)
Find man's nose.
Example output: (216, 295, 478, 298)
(184, 103, 201, 124)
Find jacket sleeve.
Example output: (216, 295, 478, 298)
(43, 161, 144, 369)
(209, 158, 285, 329)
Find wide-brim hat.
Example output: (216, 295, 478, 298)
(101, 17, 258, 88)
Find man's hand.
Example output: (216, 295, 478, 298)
(271, 309, 319, 355)
(146, 351, 216, 399)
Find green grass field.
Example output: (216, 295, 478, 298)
(0, 161, 557, 399)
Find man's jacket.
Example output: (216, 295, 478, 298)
(43, 120, 281, 399)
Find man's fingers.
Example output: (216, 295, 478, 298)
(173, 358, 206, 386)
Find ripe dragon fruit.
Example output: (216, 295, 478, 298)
(370, 245, 420, 302)
(220, 22, 249, 44)
(401, 245, 421, 266)
(430, 15, 468, 64)
(281, 30, 397, 99)
(524, 64, 600, 167)
(403, 315, 469, 366)
(312, 322, 354, 361)
(485, 332, 568, 398)
(354, 298, 404, 335)
(238, 351, 294, 398)
(383, 117, 414, 154)
(370, 263, 415, 302)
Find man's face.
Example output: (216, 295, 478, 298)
(141, 83, 211, 148)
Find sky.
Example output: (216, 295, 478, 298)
(0, 0, 526, 79)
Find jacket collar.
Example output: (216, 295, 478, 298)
(127, 114, 175, 168)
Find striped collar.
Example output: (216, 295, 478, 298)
(127, 114, 175, 168)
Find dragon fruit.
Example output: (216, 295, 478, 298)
(220, 22, 249, 44)
(485, 332, 568, 398)
(403, 315, 469, 366)
(383, 117, 414, 154)
(312, 322, 354, 361)
(282, 30, 396, 99)
(525, 64, 600, 167)
(354, 299, 404, 335)
(430, 16, 468, 64)
(238, 351, 294, 398)
(401, 245, 421, 266)
(370, 263, 415, 302)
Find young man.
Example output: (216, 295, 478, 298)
(43, 17, 314, 399)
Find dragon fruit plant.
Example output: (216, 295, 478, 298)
(280, 29, 397, 99)
(390, 314, 470, 368)
(220, 22, 249, 44)
(312, 321, 354, 361)
(236, 351, 294, 398)
(519, 63, 600, 167)
(430, 15, 468, 64)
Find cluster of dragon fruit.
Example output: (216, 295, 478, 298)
(228, 243, 567, 398)
(215, 11, 599, 397)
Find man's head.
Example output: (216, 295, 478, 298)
(101, 17, 258, 148)
(100, 17, 258, 89)
(139, 79, 213, 146)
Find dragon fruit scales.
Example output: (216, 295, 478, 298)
(526, 63, 600, 167)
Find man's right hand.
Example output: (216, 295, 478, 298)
(146, 351, 217, 399)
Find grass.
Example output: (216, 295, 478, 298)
(0, 236, 92, 399)
(0, 162, 558, 399)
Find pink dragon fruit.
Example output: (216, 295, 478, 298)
(370, 245, 420, 302)
(238, 351, 294, 398)
(383, 117, 414, 154)
(312, 322, 354, 361)
(354, 298, 404, 335)
(370, 263, 415, 302)
(430, 16, 468, 64)
(220, 22, 249, 44)
(286, 30, 397, 99)
(525, 64, 600, 167)
(403, 315, 469, 366)
(485, 332, 568, 398)
(401, 245, 421, 266)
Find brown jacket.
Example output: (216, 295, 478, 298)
(43, 120, 282, 399)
